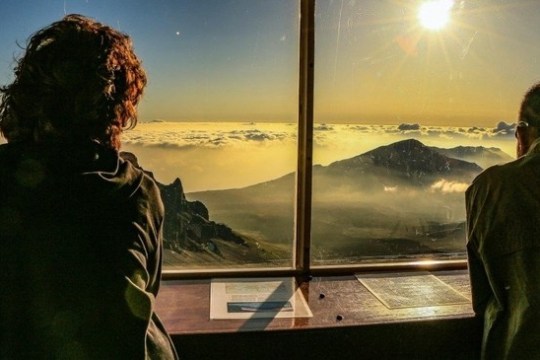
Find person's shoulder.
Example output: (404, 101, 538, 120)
(477, 157, 522, 181)
(138, 169, 162, 201)
(119, 152, 163, 206)
(119, 151, 160, 191)
(466, 157, 521, 196)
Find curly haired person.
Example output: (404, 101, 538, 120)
(0, 14, 178, 359)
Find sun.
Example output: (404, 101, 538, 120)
(418, 0, 454, 31)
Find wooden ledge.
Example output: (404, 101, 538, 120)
(156, 270, 475, 335)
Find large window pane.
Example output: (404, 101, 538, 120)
(312, 0, 538, 265)
(0, 0, 299, 270)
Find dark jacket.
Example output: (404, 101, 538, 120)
(0, 141, 178, 359)
(466, 139, 540, 360)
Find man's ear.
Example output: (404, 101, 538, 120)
(516, 126, 535, 157)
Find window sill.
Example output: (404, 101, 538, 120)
(156, 270, 481, 359)
(156, 270, 475, 334)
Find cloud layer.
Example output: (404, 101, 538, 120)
(121, 120, 516, 192)
(123, 120, 517, 150)
(123, 121, 296, 149)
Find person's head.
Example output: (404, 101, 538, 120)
(0, 14, 146, 150)
(516, 83, 540, 157)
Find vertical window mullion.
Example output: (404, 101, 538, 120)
(295, 0, 315, 274)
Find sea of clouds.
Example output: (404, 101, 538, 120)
(119, 120, 517, 192)
(123, 120, 516, 150)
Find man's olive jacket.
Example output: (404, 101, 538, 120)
(467, 139, 540, 360)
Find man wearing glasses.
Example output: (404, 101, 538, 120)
(466, 83, 540, 359)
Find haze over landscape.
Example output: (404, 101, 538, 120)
(120, 120, 516, 267)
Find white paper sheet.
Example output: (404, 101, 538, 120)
(210, 277, 313, 319)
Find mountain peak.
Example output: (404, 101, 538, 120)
(388, 138, 425, 149)
(328, 138, 481, 186)
(365, 138, 430, 158)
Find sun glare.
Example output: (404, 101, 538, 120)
(418, 0, 454, 31)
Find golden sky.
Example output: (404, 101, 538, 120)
(3, 1, 540, 127)
(313, 0, 540, 127)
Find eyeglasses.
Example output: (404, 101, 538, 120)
(517, 120, 530, 128)
(515, 120, 529, 138)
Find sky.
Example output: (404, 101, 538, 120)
(2, 0, 540, 127)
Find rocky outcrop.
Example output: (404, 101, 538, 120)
(156, 177, 246, 252)
(121, 152, 246, 253)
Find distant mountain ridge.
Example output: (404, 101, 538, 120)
(193, 139, 503, 201)
(430, 144, 513, 169)
(326, 139, 482, 188)
(122, 139, 511, 264)
(187, 138, 496, 259)
(189, 139, 490, 246)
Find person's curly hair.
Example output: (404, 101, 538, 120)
(0, 14, 147, 149)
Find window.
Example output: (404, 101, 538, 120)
(117, 0, 301, 271)
(312, 0, 537, 266)
(2, 0, 538, 275)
